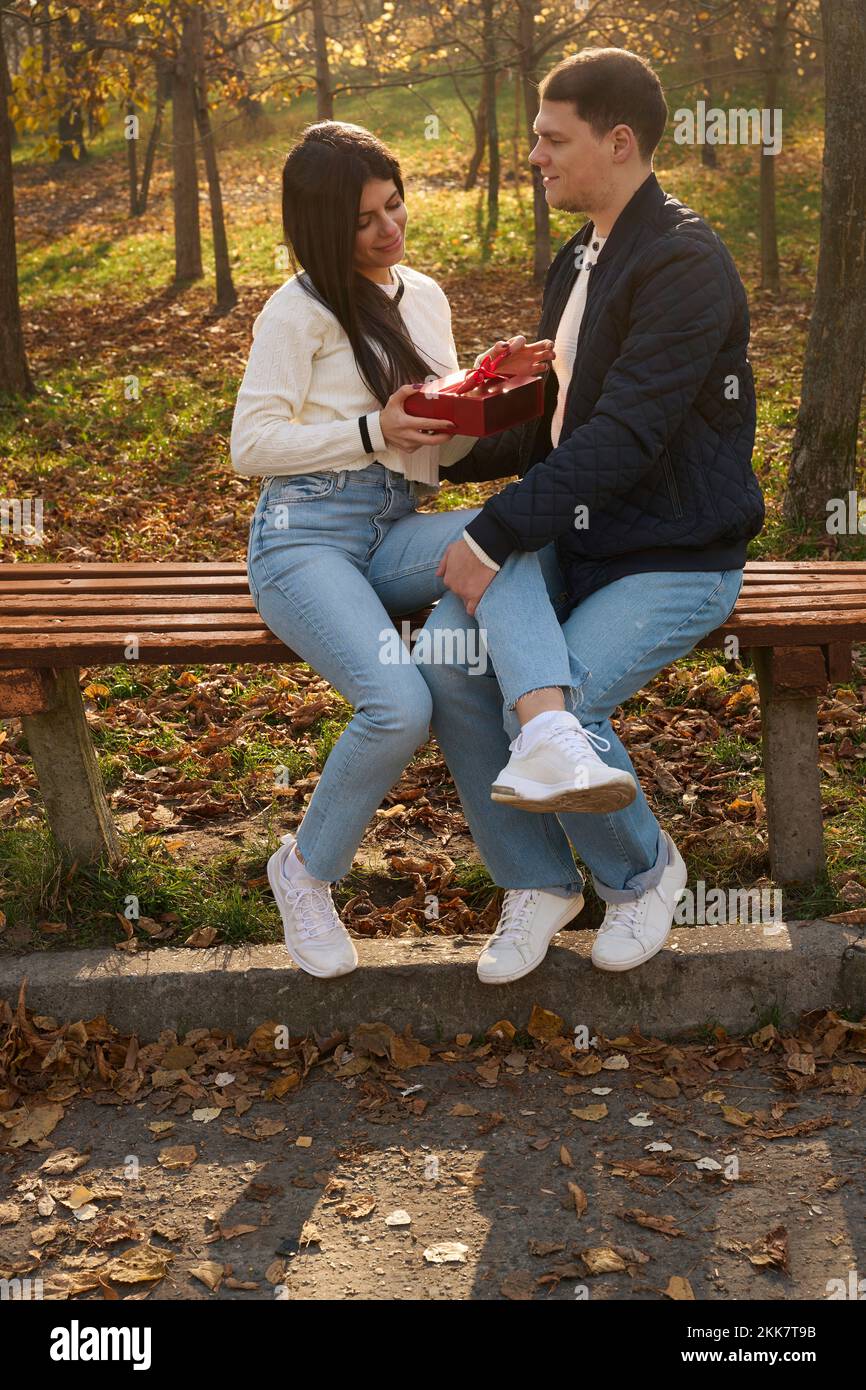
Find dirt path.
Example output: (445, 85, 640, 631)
(2, 1044, 863, 1302)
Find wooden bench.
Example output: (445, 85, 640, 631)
(1, 560, 865, 884)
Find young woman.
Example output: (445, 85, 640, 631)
(230, 121, 634, 979)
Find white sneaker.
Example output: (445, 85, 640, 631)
(591, 832, 688, 972)
(476, 886, 584, 984)
(267, 833, 359, 978)
(491, 712, 637, 814)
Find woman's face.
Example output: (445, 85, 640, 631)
(353, 177, 407, 279)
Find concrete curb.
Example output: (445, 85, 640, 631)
(2, 919, 865, 1043)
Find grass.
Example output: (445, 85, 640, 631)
(0, 825, 281, 948)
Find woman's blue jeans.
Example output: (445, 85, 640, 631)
(246, 463, 579, 881)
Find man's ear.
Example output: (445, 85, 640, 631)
(610, 124, 637, 164)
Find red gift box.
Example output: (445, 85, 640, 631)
(403, 347, 545, 437)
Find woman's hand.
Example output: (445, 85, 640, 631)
(379, 383, 457, 453)
(473, 334, 555, 377)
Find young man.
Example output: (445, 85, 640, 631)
(425, 46, 765, 983)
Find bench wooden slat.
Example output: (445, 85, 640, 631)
(726, 594, 866, 613)
(0, 577, 252, 594)
(2, 558, 863, 578)
(742, 580, 866, 595)
(0, 631, 297, 665)
(699, 613, 866, 647)
(0, 562, 247, 578)
(0, 594, 258, 614)
(741, 560, 866, 570)
(3, 585, 865, 621)
(1, 613, 266, 631)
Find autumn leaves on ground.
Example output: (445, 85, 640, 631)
(1, 82, 865, 954)
(2, 984, 866, 1299)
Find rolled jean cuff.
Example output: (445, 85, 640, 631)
(591, 828, 668, 905)
(543, 880, 585, 900)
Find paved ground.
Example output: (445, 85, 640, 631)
(2, 1030, 864, 1302)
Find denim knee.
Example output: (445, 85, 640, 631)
(359, 674, 433, 750)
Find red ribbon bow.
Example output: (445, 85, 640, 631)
(450, 344, 511, 395)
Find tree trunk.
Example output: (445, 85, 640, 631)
(698, 30, 717, 168)
(191, 5, 237, 312)
(518, 0, 548, 283)
(172, 10, 202, 284)
(758, 4, 786, 292)
(56, 11, 86, 163)
(512, 65, 524, 209)
(482, 0, 499, 231)
(0, 19, 33, 396)
(783, 0, 866, 530)
(136, 75, 165, 216)
(3, 14, 18, 150)
(312, 0, 333, 120)
(57, 107, 85, 163)
(464, 86, 487, 191)
(126, 98, 139, 215)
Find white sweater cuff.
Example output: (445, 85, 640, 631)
(364, 411, 387, 454)
(462, 529, 501, 572)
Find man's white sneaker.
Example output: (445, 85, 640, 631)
(491, 712, 637, 814)
(591, 832, 688, 972)
(477, 886, 584, 984)
(267, 833, 358, 979)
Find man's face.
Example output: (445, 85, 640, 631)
(529, 100, 615, 214)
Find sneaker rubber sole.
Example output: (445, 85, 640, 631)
(490, 771, 637, 814)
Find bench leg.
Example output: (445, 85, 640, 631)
(753, 647, 827, 884)
(19, 668, 120, 864)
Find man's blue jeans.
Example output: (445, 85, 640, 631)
(421, 543, 744, 904)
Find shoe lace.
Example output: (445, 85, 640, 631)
(491, 889, 539, 944)
(599, 898, 645, 939)
(293, 884, 343, 941)
(510, 719, 611, 759)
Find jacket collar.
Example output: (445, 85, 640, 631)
(592, 170, 664, 265)
(540, 173, 665, 337)
(556, 170, 664, 272)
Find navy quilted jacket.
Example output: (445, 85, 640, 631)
(453, 173, 765, 610)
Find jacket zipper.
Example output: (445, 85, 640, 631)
(661, 448, 684, 519)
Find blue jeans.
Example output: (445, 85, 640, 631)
(246, 463, 579, 881)
(420, 543, 744, 903)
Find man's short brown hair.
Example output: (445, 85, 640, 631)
(539, 47, 668, 160)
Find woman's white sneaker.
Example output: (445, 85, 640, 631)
(591, 832, 688, 972)
(491, 711, 636, 814)
(267, 833, 358, 978)
(477, 886, 584, 984)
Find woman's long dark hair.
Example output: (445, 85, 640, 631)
(282, 122, 444, 407)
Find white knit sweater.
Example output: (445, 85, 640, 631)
(230, 263, 477, 487)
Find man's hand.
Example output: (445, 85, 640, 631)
(436, 538, 496, 616)
(473, 334, 555, 377)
